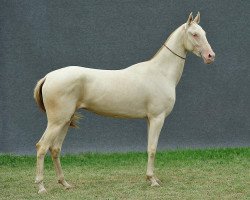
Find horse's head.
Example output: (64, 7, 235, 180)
(183, 12, 215, 64)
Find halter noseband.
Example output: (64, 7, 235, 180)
(163, 44, 186, 60)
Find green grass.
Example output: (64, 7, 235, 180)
(0, 148, 249, 200)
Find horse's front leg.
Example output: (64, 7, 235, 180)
(146, 114, 165, 186)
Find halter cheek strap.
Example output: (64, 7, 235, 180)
(163, 44, 186, 60)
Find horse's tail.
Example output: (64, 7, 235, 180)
(34, 77, 46, 113)
(34, 76, 80, 128)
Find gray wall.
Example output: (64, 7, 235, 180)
(0, 0, 249, 154)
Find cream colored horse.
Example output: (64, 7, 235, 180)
(34, 12, 215, 193)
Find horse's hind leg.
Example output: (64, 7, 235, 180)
(35, 142, 47, 194)
(35, 104, 76, 193)
(35, 124, 63, 193)
(50, 124, 72, 189)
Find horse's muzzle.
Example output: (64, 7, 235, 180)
(202, 51, 215, 64)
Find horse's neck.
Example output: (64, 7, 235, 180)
(151, 25, 187, 86)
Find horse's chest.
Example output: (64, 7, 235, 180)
(147, 84, 176, 116)
(160, 91, 176, 111)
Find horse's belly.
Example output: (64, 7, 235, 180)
(83, 94, 148, 118)
(86, 106, 147, 118)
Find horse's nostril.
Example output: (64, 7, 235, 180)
(208, 54, 212, 58)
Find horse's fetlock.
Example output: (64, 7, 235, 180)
(146, 174, 154, 180)
(35, 176, 43, 184)
(58, 176, 65, 183)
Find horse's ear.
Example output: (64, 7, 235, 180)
(186, 12, 193, 25)
(194, 12, 200, 24)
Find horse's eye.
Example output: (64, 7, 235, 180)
(193, 33, 198, 37)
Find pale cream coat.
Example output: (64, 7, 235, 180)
(34, 12, 215, 193)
